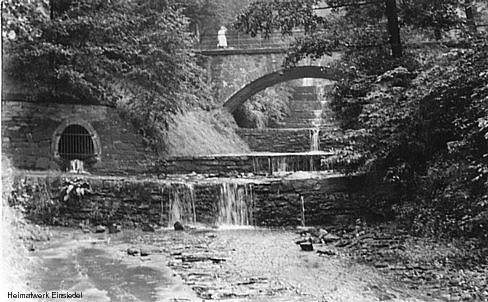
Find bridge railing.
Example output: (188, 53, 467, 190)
(196, 31, 306, 50)
(196, 23, 488, 51)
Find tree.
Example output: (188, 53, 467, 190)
(234, 0, 472, 70)
(175, 0, 251, 39)
(235, 0, 488, 238)
(355, 39, 488, 237)
(2, 0, 210, 149)
(385, 0, 402, 57)
(398, 0, 461, 39)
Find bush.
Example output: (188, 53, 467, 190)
(331, 36, 488, 240)
(8, 178, 93, 225)
(233, 84, 291, 128)
(405, 159, 488, 239)
(8, 179, 62, 225)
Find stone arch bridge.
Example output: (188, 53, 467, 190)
(197, 35, 345, 153)
(198, 47, 343, 112)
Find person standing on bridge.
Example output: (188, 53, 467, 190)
(217, 26, 227, 48)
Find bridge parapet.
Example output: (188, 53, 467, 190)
(196, 30, 305, 51)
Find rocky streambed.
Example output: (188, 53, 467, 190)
(21, 225, 460, 302)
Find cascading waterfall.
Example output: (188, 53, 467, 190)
(269, 157, 291, 174)
(218, 182, 253, 226)
(163, 182, 255, 228)
(251, 153, 326, 175)
(311, 109, 322, 128)
(310, 128, 320, 152)
(310, 106, 322, 153)
(309, 86, 328, 153)
(166, 183, 196, 227)
(275, 157, 288, 173)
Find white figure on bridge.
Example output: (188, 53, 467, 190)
(217, 26, 227, 48)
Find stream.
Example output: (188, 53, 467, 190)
(28, 227, 433, 302)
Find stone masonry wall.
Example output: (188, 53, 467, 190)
(165, 155, 253, 175)
(2, 101, 158, 175)
(164, 154, 329, 175)
(8, 173, 398, 228)
(205, 51, 342, 105)
(252, 176, 393, 226)
(236, 128, 346, 153)
(278, 85, 338, 129)
(207, 53, 284, 105)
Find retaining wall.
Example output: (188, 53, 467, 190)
(164, 153, 330, 175)
(236, 128, 345, 153)
(7, 173, 397, 228)
(2, 101, 157, 175)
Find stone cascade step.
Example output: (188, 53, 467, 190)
(286, 110, 322, 119)
(293, 85, 319, 93)
(236, 128, 345, 153)
(286, 106, 335, 116)
(165, 152, 336, 176)
(288, 101, 323, 111)
(280, 86, 317, 128)
(279, 115, 335, 128)
(277, 84, 335, 128)
(277, 85, 337, 129)
(278, 120, 337, 129)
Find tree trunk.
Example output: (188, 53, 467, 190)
(465, 0, 477, 33)
(385, 0, 402, 58)
(50, 0, 54, 20)
(434, 28, 442, 40)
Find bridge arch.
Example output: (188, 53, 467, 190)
(222, 66, 345, 113)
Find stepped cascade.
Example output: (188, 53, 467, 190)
(310, 128, 320, 152)
(161, 82, 346, 227)
(165, 83, 344, 178)
(277, 84, 336, 130)
(165, 181, 255, 227)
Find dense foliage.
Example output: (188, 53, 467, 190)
(235, 0, 483, 71)
(235, 0, 488, 240)
(2, 0, 211, 150)
(233, 85, 292, 128)
(354, 44, 488, 238)
(8, 178, 61, 225)
(175, 0, 251, 37)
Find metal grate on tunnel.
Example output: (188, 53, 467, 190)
(58, 124, 96, 161)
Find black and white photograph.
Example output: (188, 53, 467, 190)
(1, 0, 487, 301)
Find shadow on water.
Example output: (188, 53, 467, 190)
(77, 248, 172, 302)
(37, 255, 80, 292)
(37, 247, 174, 302)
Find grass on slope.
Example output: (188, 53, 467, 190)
(165, 109, 250, 157)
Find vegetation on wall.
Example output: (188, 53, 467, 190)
(2, 0, 211, 152)
(235, 0, 488, 240)
(233, 84, 292, 128)
(8, 179, 62, 225)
